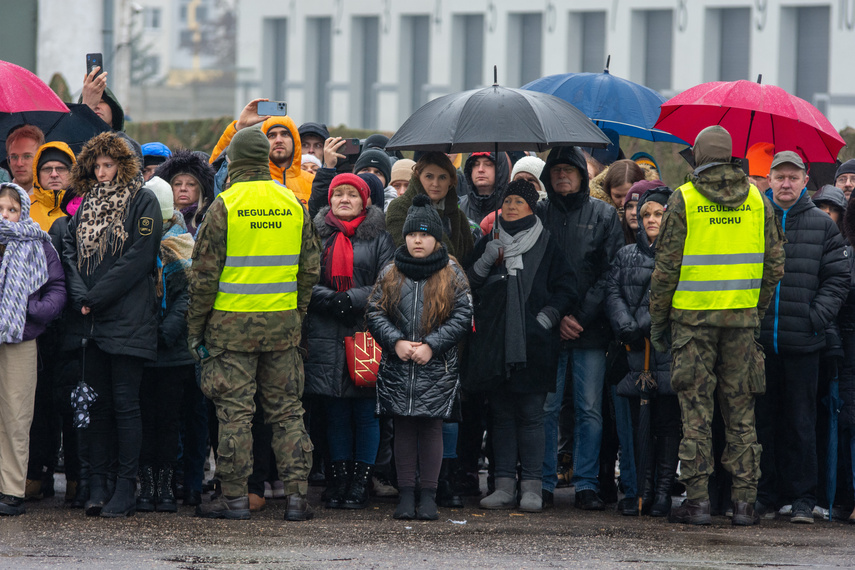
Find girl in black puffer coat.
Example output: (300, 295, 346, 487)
(367, 195, 472, 521)
(606, 187, 681, 518)
(304, 174, 395, 510)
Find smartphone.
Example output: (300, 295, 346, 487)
(340, 138, 361, 156)
(257, 101, 287, 116)
(86, 53, 103, 75)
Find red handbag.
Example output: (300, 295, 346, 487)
(344, 332, 382, 387)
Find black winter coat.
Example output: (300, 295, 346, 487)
(759, 190, 849, 355)
(366, 259, 472, 418)
(536, 146, 624, 350)
(304, 206, 395, 398)
(62, 188, 162, 360)
(836, 240, 855, 426)
(307, 167, 336, 220)
(605, 232, 673, 396)
(464, 228, 576, 393)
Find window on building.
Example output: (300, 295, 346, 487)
(143, 7, 161, 30)
(400, 15, 431, 117)
(630, 9, 673, 92)
(507, 13, 542, 87)
(352, 16, 380, 129)
(779, 6, 830, 104)
(263, 18, 288, 101)
(568, 11, 606, 73)
(703, 8, 750, 82)
(452, 15, 484, 91)
(306, 17, 332, 124)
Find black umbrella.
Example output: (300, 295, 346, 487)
(386, 67, 610, 153)
(0, 103, 111, 162)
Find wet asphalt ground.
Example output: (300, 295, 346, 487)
(2, 476, 854, 569)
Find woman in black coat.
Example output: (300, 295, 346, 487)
(605, 187, 680, 517)
(304, 173, 394, 509)
(64, 131, 162, 518)
(466, 181, 576, 513)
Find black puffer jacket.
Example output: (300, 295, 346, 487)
(605, 229, 673, 396)
(759, 189, 849, 354)
(536, 146, 624, 350)
(464, 227, 577, 393)
(838, 242, 855, 426)
(304, 205, 395, 398)
(458, 152, 511, 224)
(62, 132, 162, 360)
(366, 256, 472, 418)
(308, 167, 336, 220)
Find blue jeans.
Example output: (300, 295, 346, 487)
(542, 348, 606, 493)
(325, 397, 380, 464)
(442, 422, 459, 459)
(612, 386, 636, 498)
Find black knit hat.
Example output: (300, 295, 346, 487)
(502, 179, 539, 213)
(354, 149, 392, 185)
(403, 194, 443, 242)
(836, 159, 855, 181)
(37, 147, 72, 171)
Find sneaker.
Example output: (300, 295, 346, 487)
(263, 482, 273, 499)
(271, 481, 286, 499)
(754, 501, 777, 520)
(812, 505, 829, 519)
(24, 479, 42, 501)
(574, 489, 605, 511)
(618, 496, 640, 516)
(791, 501, 814, 524)
(372, 474, 399, 498)
(0, 494, 25, 516)
(778, 504, 792, 516)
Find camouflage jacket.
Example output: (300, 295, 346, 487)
(186, 177, 321, 352)
(649, 162, 785, 330)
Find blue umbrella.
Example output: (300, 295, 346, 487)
(522, 59, 688, 144)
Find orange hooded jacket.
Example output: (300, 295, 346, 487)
(30, 141, 77, 231)
(209, 116, 314, 206)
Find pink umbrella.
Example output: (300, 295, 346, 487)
(0, 60, 69, 114)
(654, 78, 846, 164)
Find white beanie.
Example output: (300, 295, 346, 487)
(302, 153, 322, 168)
(146, 175, 176, 221)
(511, 156, 547, 195)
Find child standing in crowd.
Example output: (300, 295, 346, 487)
(0, 183, 66, 516)
(367, 195, 472, 521)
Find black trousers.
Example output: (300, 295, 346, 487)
(756, 351, 820, 508)
(140, 365, 192, 466)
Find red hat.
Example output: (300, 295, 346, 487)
(329, 173, 370, 211)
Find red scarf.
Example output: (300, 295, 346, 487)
(323, 209, 367, 291)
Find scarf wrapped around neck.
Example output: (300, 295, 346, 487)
(0, 184, 50, 344)
(393, 244, 450, 281)
(75, 172, 143, 273)
(323, 209, 367, 291)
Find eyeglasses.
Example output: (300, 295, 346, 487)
(8, 154, 35, 163)
(39, 165, 69, 175)
(550, 166, 577, 175)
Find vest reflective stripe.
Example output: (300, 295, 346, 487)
(213, 180, 304, 312)
(672, 182, 765, 310)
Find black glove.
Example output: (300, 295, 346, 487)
(332, 292, 353, 319)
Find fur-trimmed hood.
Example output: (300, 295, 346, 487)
(313, 204, 387, 241)
(153, 149, 216, 210)
(589, 162, 660, 211)
(70, 131, 141, 194)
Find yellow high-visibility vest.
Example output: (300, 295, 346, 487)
(213, 180, 304, 312)
(671, 181, 765, 310)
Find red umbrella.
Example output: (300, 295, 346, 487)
(0, 60, 69, 114)
(654, 78, 845, 164)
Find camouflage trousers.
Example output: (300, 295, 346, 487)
(201, 347, 313, 497)
(670, 323, 762, 503)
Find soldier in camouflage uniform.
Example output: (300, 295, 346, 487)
(649, 126, 785, 526)
(186, 127, 321, 521)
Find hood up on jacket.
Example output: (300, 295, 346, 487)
(463, 152, 511, 199)
(78, 86, 125, 131)
(261, 115, 303, 184)
(70, 131, 141, 195)
(30, 141, 77, 230)
(153, 149, 216, 219)
(540, 146, 590, 210)
(687, 125, 751, 209)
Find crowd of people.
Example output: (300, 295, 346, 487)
(3, 72, 855, 529)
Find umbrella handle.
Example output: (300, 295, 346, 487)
(643, 338, 651, 372)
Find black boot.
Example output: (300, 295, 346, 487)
(640, 460, 655, 514)
(137, 465, 155, 512)
(156, 464, 177, 513)
(101, 477, 136, 518)
(323, 460, 350, 508)
(70, 479, 89, 509)
(436, 458, 464, 508)
(650, 436, 680, 517)
(85, 475, 108, 517)
(342, 462, 373, 509)
(394, 487, 416, 520)
(417, 488, 438, 520)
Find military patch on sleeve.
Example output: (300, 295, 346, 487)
(139, 217, 153, 236)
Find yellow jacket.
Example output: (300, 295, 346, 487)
(30, 141, 76, 231)
(209, 115, 314, 207)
